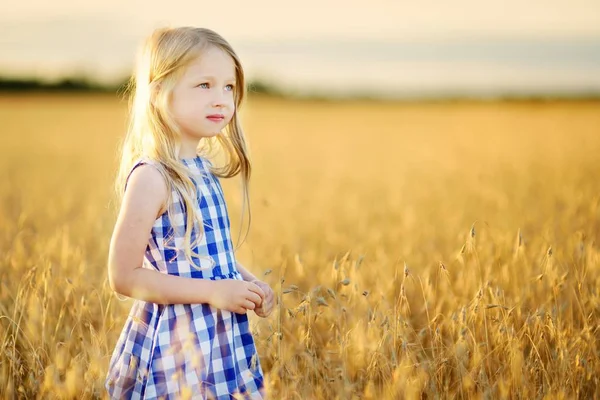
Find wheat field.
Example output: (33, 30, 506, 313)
(1, 93, 599, 399)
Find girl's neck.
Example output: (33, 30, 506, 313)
(178, 138, 202, 160)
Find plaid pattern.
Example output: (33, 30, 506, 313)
(106, 156, 265, 399)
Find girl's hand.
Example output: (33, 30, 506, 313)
(250, 280, 276, 318)
(210, 280, 265, 314)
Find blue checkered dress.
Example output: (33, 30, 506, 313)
(105, 155, 265, 399)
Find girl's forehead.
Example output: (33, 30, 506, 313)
(184, 47, 236, 79)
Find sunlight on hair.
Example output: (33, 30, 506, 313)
(116, 27, 252, 270)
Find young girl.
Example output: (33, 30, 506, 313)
(105, 26, 275, 399)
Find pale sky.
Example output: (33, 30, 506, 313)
(3, 0, 600, 39)
(1, 0, 599, 97)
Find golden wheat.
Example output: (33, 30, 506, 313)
(1, 93, 599, 399)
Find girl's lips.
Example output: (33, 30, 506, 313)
(206, 116, 224, 122)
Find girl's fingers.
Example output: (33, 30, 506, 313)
(248, 282, 266, 300)
(243, 300, 256, 310)
(247, 291, 262, 306)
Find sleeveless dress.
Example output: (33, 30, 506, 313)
(105, 155, 265, 399)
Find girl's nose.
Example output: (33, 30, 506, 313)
(212, 91, 226, 107)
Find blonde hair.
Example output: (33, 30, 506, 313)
(114, 26, 251, 269)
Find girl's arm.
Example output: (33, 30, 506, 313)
(108, 164, 264, 310)
(236, 261, 259, 282)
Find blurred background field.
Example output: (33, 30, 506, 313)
(2, 0, 600, 398)
(1, 93, 599, 398)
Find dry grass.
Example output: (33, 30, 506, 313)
(0, 93, 599, 399)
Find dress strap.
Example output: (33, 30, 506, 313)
(124, 157, 157, 194)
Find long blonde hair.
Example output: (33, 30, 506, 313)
(114, 26, 251, 269)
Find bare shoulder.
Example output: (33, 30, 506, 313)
(125, 163, 169, 218)
(108, 163, 169, 292)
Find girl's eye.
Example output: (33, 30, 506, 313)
(197, 83, 234, 91)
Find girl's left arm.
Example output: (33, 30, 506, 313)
(235, 261, 259, 282)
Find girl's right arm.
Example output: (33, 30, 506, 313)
(107, 164, 264, 313)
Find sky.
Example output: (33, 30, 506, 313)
(1, 0, 600, 98)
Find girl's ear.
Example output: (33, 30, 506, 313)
(149, 82, 161, 106)
(151, 81, 161, 95)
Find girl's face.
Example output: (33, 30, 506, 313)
(170, 46, 237, 140)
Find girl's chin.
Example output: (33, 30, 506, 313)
(194, 130, 221, 138)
